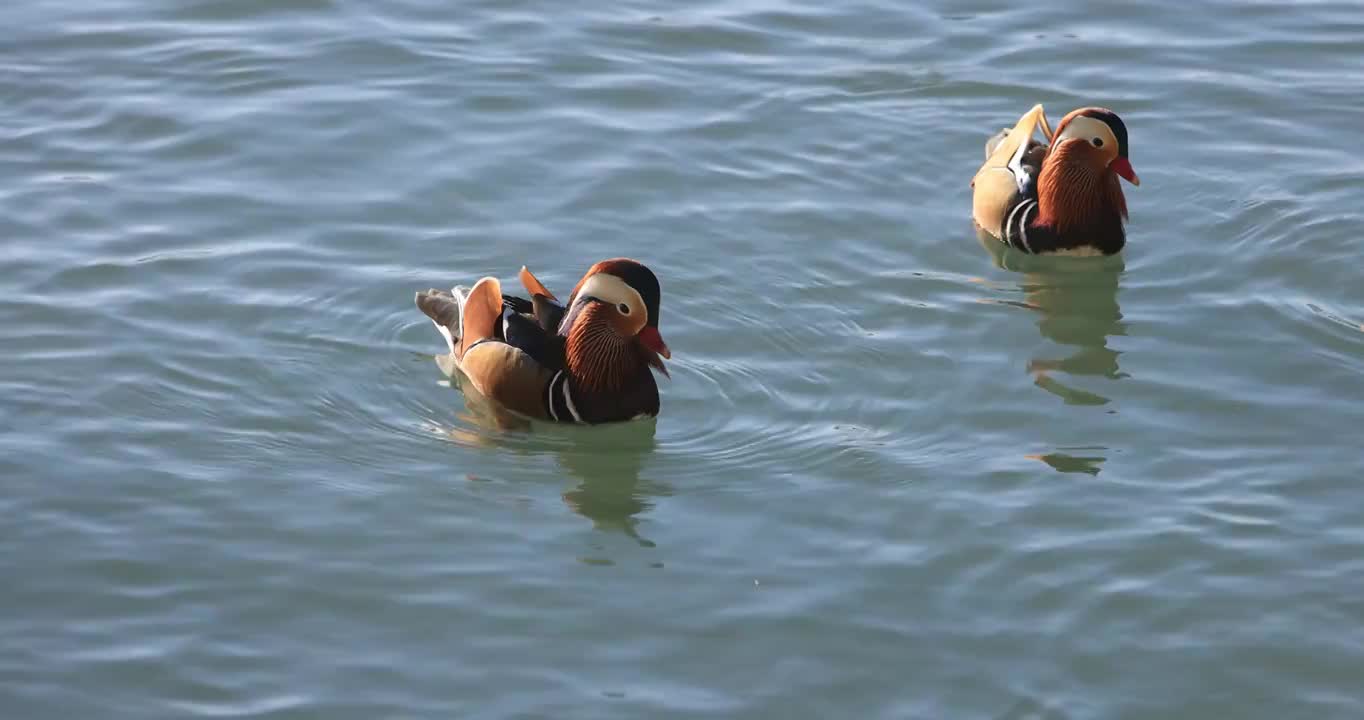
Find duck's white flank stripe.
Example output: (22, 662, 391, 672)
(1017, 201, 1035, 254)
(546, 371, 562, 422)
(1005, 200, 1031, 253)
(561, 379, 583, 423)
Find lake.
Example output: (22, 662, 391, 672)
(3, 0, 1363, 717)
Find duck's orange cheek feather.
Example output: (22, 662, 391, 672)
(603, 311, 635, 338)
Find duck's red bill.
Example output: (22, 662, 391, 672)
(639, 327, 671, 378)
(639, 327, 670, 359)
(1112, 157, 1140, 186)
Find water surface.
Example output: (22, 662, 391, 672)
(3, 0, 1363, 717)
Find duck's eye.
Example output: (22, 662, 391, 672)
(1091, 137, 1104, 148)
(617, 303, 630, 315)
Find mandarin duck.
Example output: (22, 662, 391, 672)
(416, 258, 671, 424)
(972, 104, 1140, 256)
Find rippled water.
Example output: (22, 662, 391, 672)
(4, 0, 1363, 717)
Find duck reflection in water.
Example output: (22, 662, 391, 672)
(434, 355, 666, 547)
(975, 231, 1126, 476)
(556, 423, 664, 548)
(976, 229, 1127, 406)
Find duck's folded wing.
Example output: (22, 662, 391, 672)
(502, 293, 533, 316)
(501, 305, 566, 370)
(972, 104, 1052, 239)
(503, 292, 565, 333)
(531, 294, 566, 333)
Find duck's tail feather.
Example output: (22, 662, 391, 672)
(416, 287, 468, 354)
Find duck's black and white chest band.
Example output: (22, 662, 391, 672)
(545, 370, 583, 423)
(1002, 198, 1040, 254)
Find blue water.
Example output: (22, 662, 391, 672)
(3, 0, 1363, 717)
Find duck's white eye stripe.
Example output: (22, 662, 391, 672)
(576, 274, 644, 318)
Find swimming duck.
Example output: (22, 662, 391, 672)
(972, 104, 1140, 256)
(416, 258, 670, 424)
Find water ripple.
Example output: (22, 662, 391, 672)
(4, 0, 1364, 717)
